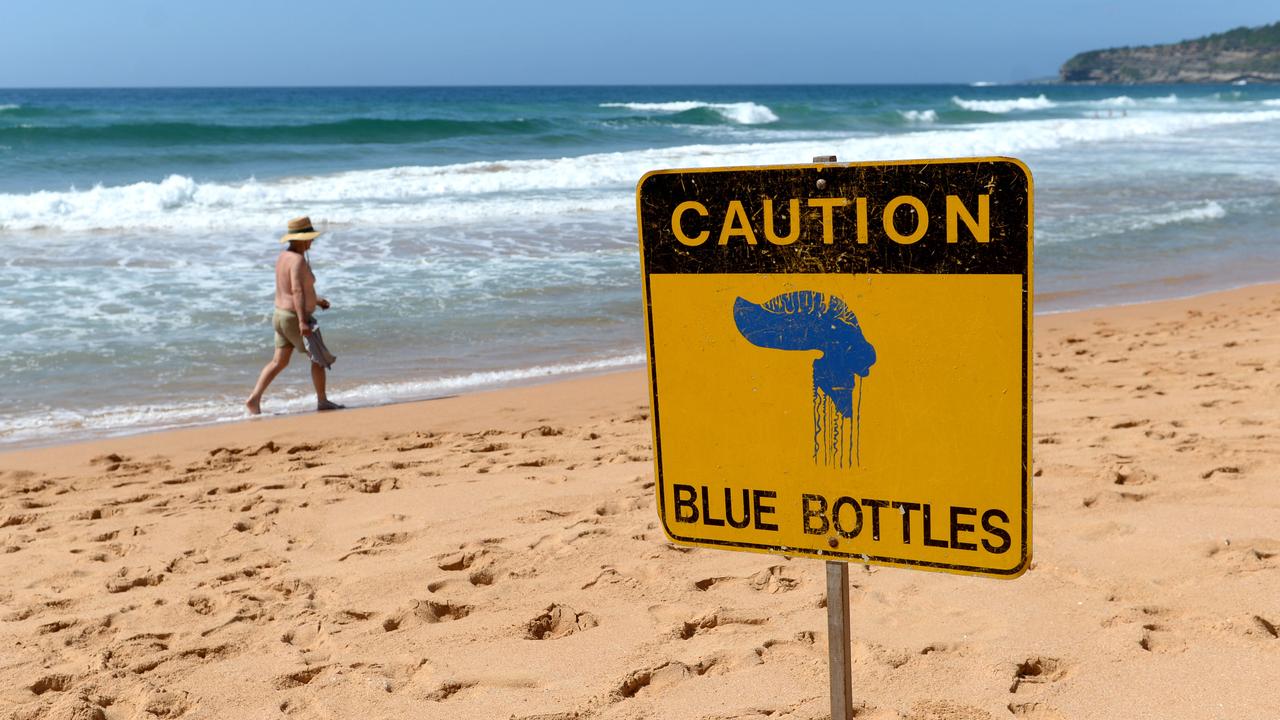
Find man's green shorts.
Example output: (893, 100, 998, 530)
(273, 308, 312, 351)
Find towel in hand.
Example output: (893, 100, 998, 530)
(304, 321, 337, 369)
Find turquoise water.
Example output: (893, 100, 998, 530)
(2, 84, 1280, 445)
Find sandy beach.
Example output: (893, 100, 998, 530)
(2, 283, 1279, 720)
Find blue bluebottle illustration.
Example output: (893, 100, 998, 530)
(733, 291, 876, 467)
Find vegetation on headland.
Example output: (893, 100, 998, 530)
(1060, 21, 1280, 83)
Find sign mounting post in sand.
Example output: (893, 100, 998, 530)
(636, 154, 1033, 717)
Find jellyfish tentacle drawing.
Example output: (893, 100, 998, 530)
(733, 291, 876, 467)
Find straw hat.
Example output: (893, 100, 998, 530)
(280, 216, 323, 243)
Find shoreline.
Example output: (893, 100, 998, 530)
(0, 368, 653, 474)
(5, 279, 1279, 455)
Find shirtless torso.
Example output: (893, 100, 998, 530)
(274, 249, 317, 316)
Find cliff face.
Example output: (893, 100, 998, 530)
(1061, 22, 1280, 83)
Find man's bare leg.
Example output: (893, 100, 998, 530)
(246, 346, 293, 415)
(311, 360, 343, 411)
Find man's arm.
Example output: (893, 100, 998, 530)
(289, 258, 312, 336)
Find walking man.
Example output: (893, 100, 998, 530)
(246, 216, 343, 414)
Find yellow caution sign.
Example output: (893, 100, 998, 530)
(636, 158, 1032, 578)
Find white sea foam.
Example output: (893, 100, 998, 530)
(600, 101, 779, 124)
(0, 353, 646, 444)
(1264, 99, 1280, 107)
(1133, 201, 1226, 230)
(899, 109, 937, 123)
(969, 81, 998, 87)
(0, 104, 19, 112)
(1091, 94, 1178, 108)
(1040, 201, 1231, 245)
(3, 109, 1279, 234)
(951, 94, 1055, 113)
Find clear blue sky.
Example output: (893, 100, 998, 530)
(2, 1, 1276, 87)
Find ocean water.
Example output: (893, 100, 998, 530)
(2, 84, 1279, 447)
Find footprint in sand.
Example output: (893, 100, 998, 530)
(690, 567, 799, 595)
(1008, 656, 1068, 693)
(612, 657, 719, 701)
(434, 542, 512, 585)
(99, 632, 172, 671)
(1137, 622, 1185, 653)
(1105, 464, 1156, 486)
(274, 664, 330, 690)
(90, 452, 168, 476)
(524, 604, 598, 639)
(105, 567, 164, 594)
(36, 618, 76, 635)
(675, 611, 767, 639)
(469, 440, 510, 454)
(311, 474, 398, 494)
(186, 594, 217, 616)
(435, 547, 483, 571)
(424, 680, 478, 702)
(520, 425, 564, 438)
(128, 643, 234, 676)
(749, 565, 800, 593)
(3, 598, 75, 623)
(382, 600, 474, 632)
(390, 431, 438, 452)
(339, 531, 411, 562)
(28, 672, 76, 696)
(693, 576, 733, 592)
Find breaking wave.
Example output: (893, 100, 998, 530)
(899, 109, 938, 123)
(1133, 200, 1227, 230)
(951, 94, 1056, 113)
(600, 101, 779, 124)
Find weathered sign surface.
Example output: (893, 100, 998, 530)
(637, 158, 1033, 578)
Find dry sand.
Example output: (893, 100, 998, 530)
(2, 284, 1279, 720)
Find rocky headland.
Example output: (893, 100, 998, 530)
(1061, 21, 1280, 83)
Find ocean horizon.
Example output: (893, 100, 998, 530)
(2, 83, 1279, 448)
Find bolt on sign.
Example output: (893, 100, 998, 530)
(636, 158, 1033, 578)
